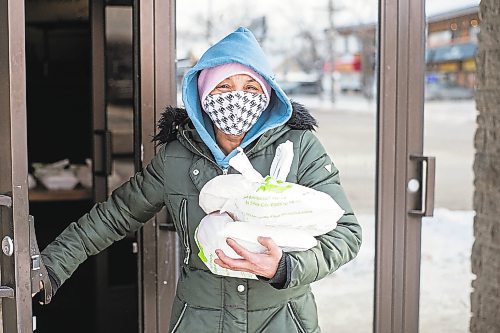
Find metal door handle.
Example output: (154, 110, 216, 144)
(0, 194, 15, 298)
(29, 215, 53, 304)
(408, 155, 435, 217)
(0, 195, 46, 300)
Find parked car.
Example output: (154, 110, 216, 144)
(425, 82, 474, 100)
(278, 80, 322, 95)
(277, 73, 323, 96)
(339, 72, 363, 93)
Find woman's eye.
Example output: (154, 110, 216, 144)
(245, 85, 258, 91)
(217, 84, 230, 89)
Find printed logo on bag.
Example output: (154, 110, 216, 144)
(257, 176, 293, 193)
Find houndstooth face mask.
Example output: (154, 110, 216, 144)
(203, 91, 268, 136)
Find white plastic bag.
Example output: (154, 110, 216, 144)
(231, 176, 343, 236)
(221, 220, 317, 253)
(194, 212, 257, 279)
(269, 140, 294, 181)
(199, 142, 344, 236)
(194, 212, 317, 279)
(196, 141, 345, 279)
(198, 174, 254, 214)
(199, 141, 295, 214)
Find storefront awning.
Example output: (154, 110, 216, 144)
(427, 42, 477, 63)
(334, 54, 361, 72)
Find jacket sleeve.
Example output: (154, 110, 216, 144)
(41, 144, 168, 291)
(286, 131, 362, 288)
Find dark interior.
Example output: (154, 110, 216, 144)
(25, 2, 138, 332)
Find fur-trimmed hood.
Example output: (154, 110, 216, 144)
(152, 100, 317, 146)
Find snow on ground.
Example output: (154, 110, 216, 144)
(312, 209, 475, 333)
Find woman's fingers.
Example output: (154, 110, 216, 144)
(213, 237, 283, 278)
(257, 236, 281, 256)
(215, 249, 251, 271)
(214, 258, 231, 269)
(225, 238, 255, 260)
(31, 280, 45, 298)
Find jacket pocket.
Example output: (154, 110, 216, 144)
(287, 302, 307, 333)
(170, 302, 188, 333)
(178, 198, 190, 265)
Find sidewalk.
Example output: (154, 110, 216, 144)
(312, 209, 474, 333)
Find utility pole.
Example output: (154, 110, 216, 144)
(327, 0, 336, 103)
(206, 0, 213, 45)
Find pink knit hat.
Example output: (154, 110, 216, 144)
(197, 62, 272, 111)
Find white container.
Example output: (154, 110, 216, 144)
(75, 158, 92, 189)
(38, 171, 79, 190)
(33, 159, 80, 190)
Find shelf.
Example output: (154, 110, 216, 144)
(29, 187, 93, 202)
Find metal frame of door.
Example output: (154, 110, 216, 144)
(375, 0, 432, 333)
(133, 0, 179, 332)
(0, 1, 32, 332)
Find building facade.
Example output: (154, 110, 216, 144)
(335, 5, 480, 94)
(426, 6, 479, 89)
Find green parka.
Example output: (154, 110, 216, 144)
(41, 102, 362, 333)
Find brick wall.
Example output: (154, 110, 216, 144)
(471, 0, 500, 332)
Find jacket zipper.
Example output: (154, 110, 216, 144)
(243, 134, 266, 158)
(179, 198, 190, 265)
(287, 303, 307, 333)
(181, 129, 260, 176)
(181, 130, 225, 174)
(171, 303, 188, 333)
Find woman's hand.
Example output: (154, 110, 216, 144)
(31, 280, 44, 297)
(214, 236, 282, 279)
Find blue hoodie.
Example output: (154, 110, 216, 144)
(181, 27, 293, 169)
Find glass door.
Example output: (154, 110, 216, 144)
(92, 2, 139, 332)
(1, 0, 178, 332)
(176, 0, 380, 331)
(419, 3, 478, 332)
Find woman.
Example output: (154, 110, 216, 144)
(41, 27, 362, 332)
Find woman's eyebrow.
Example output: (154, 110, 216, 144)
(246, 78, 257, 83)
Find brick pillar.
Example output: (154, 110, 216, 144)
(471, 1, 500, 332)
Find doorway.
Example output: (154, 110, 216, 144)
(1, 0, 445, 332)
(25, 1, 138, 332)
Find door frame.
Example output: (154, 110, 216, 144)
(375, 0, 428, 332)
(133, 0, 179, 332)
(0, 0, 33, 332)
